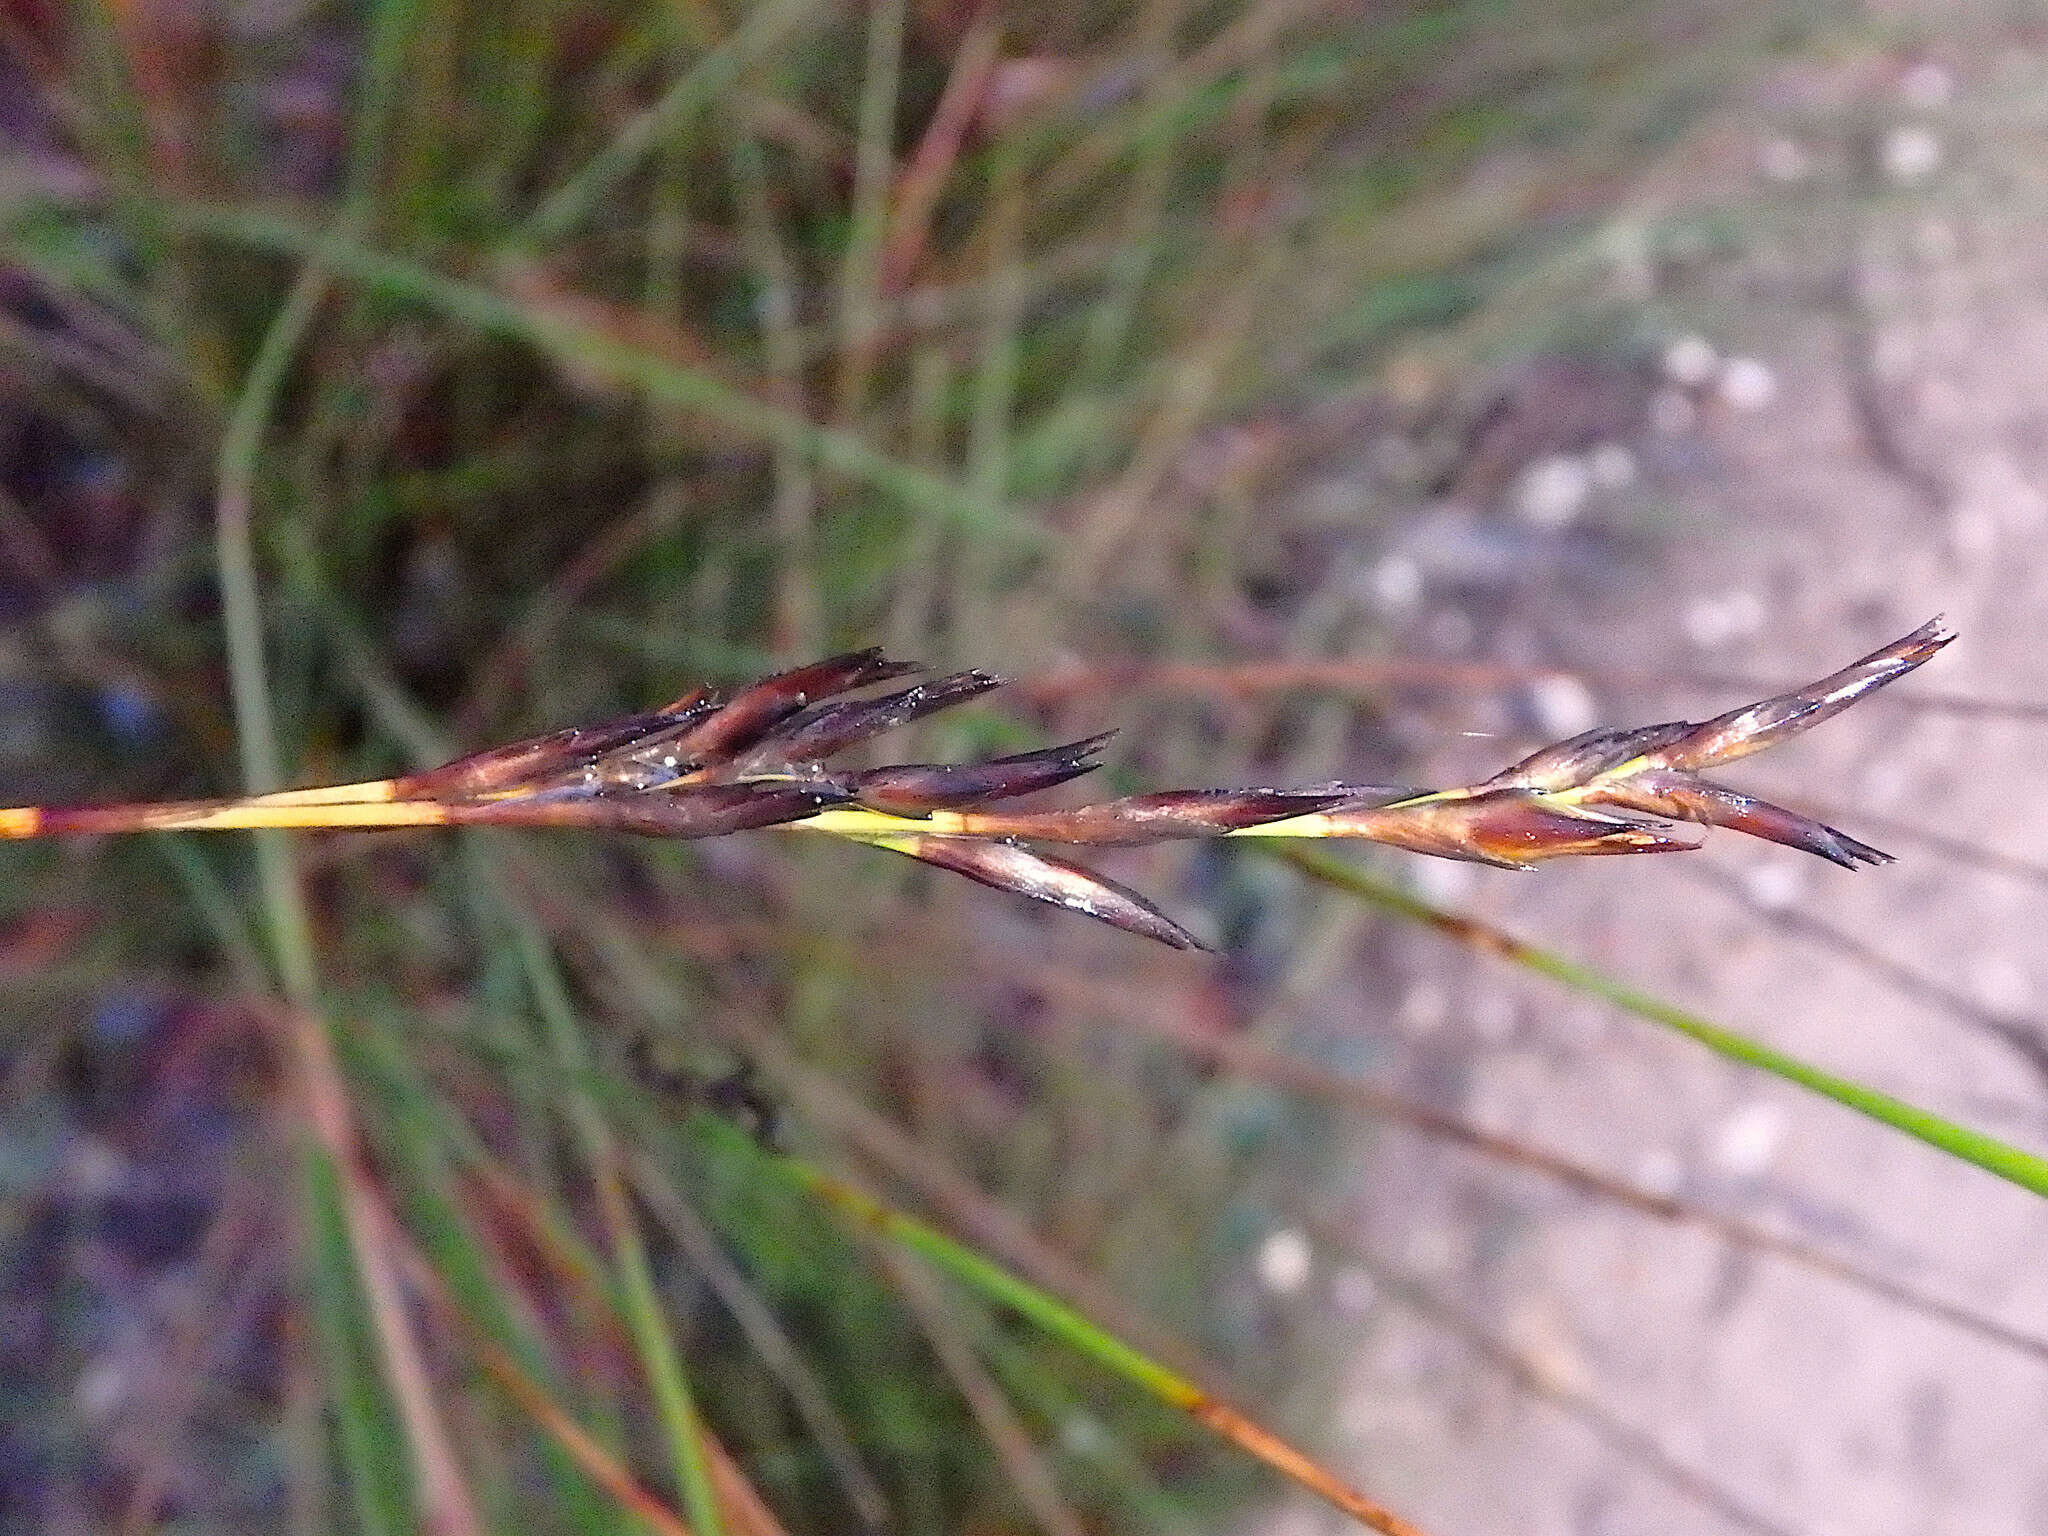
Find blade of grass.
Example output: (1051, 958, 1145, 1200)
(287, 1001, 489, 1536)
(385, 1224, 697, 1536)
(518, 0, 824, 249)
(302, 1146, 410, 1536)
(1001, 949, 2048, 1365)
(884, 343, 953, 655)
(683, 1114, 1434, 1536)
(727, 119, 821, 656)
(338, 1014, 643, 1535)
(352, 940, 1424, 1535)
(874, 1246, 1088, 1536)
(828, 0, 908, 426)
(1278, 846, 2048, 1201)
(166, 200, 1043, 548)
(483, 849, 727, 1536)
(949, 127, 1029, 644)
(624, 1147, 894, 1533)
(972, 1308, 1204, 1535)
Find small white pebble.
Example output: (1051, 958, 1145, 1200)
(1515, 453, 1594, 531)
(1330, 1264, 1378, 1316)
(1059, 1413, 1110, 1457)
(1710, 1100, 1788, 1179)
(1683, 590, 1766, 650)
(1587, 441, 1638, 490)
(1741, 859, 1807, 914)
(74, 1361, 128, 1421)
(1717, 357, 1779, 412)
(1411, 856, 1478, 908)
(1368, 553, 1424, 614)
(1724, 589, 1766, 637)
(1529, 673, 1599, 737)
(1881, 125, 1944, 184)
(1650, 387, 1698, 436)
(1662, 333, 1720, 387)
(1398, 981, 1449, 1035)
(1971, 956, 2034, 1019)
(1757, 136, 1813, 184)
(1634, 1146, 1686, 1198)
(1899, 61, 1955, 110)
(1257, 1229, 1313, 1296)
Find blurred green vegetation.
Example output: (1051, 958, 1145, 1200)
(0, 0, 1859, 1531)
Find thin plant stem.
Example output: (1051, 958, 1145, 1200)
(688, 1115, 1435, 1536)
(490, 860, 728, 1536)
(830, 0, 909, 426)
(876, 1247, 1088, 1536)
(519, 0, 824, 248)
(170, 200, 1043, 548)
(1279, 846, 2048, 1201)
(209, 5, 480, 1509)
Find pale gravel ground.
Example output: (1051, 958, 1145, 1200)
(1257, 26, 2048, 1536)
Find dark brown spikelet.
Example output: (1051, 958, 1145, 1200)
(854, 734, 1117, 813)
(883, 834, 1210, 951)
(744, 671, 1005, 766)
(1581, 772, 1892, 869)
(393, 703, 716, 801)
(576, 651, 926, 792)
(1328, 788, 1696, 868)
(665, 649, 919, 762)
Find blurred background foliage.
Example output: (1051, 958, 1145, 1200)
(0, 0, 1949, 1531)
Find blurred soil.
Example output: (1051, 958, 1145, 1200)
(1258, 25, 2048, 1536)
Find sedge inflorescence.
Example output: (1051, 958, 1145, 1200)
(0, 621, 1955, 949)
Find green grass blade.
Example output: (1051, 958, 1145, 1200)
(519, 0, 824, 249)
(684, 1115, 1427, 1536)
(165, 201, 1039, 548)
(304, 1148, 412, 1536)
(337, 1019, 627, 1535)
(486, 857, 727, 1536)
(1279, 846, 2048, 1201)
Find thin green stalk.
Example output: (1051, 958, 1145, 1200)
(340, 1016, 628, 1534)
(1071, 0, 1186, 450)
(304, 1151, 410, 1536)
(684, 1117, 1428, 1536)
(208, 4, 482, 1524)
(169, 201, 1042, 548)
(965, 142, 1028, 513)
(884, 343, 954, 655)
(519, 0, 822, 249)
(728, 122, 821, 655)
(1279, 846, 2048, 1201)
(830, 0, 909, 426)
(490, 855, 727, 1536)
